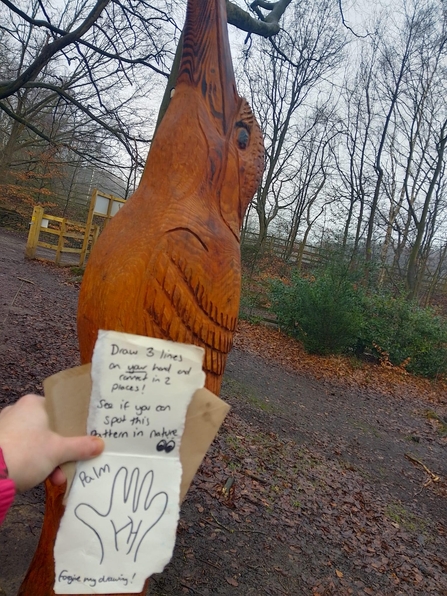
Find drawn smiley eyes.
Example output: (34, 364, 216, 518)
(156, 439, 175, 453)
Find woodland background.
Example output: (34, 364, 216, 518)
(2, 0, 447, 375)
(1, 4, 447, 592)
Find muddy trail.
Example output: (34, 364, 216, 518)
(0, 229, 446, 596)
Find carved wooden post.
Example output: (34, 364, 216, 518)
(19, 0, 263, 593)
(77, 0, 264, 395)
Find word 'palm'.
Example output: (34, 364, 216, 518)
(75, 466, 168, 563)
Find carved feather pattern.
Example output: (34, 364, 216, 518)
(146, 249, 237, 377)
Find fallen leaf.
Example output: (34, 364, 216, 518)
(226, 577, 239, 587)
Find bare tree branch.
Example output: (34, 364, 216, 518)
(0, 0, 111, 99)
(337, 0, 371, 39)
(0, 97, 114, 166)
(0, 0, 170, 77)
(0, 0, 67, 36)
(23, 81, 150, 145)
(226, 0, 293, 37)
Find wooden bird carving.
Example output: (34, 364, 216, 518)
(18, 0, 263, 594)
(77, 0, 264, 395)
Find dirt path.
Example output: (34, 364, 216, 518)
(0, 229, 446, 595)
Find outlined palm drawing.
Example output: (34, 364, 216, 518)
(75, 466, 168, 563)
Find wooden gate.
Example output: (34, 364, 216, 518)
(25, 206, 99, 266)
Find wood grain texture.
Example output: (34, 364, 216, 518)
(77, 0, 264, 396)
(19, 0, 263, 593)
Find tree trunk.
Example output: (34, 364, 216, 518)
(407, 121, 447, 299)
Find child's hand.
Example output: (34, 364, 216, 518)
(0, 394, 104, 492)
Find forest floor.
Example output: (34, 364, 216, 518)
(0, 228, 446, 596)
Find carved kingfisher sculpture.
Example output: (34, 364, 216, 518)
(19, 0, 263, 593)
(77, 0, 264, 396)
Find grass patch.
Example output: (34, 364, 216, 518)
(423, 410, 447, 436)
(349, 419, 382, 438)
(385, 502, 429, 535)
(246, 394, 274, 412)
(222, 377, 274, 412)
(70, 266, 84, 276)
(225, 433, 243, 452)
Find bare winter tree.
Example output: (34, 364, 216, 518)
(238, 0, 346, 256)
(327, 0, 447, 302)
(0, 0, 179, 170)
(0, 0, 295, 163)
(333, 45, 377, 257)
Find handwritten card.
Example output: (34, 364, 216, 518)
(54, 330, 206, 594)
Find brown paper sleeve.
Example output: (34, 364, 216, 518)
(43, 365, 230, 502)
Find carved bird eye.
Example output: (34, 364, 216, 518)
(237, 127, 249, 149)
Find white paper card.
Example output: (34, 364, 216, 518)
(54, 330, 205, 594)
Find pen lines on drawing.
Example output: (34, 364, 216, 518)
(75, 466, 168, 563)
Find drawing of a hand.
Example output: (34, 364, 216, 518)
(75, 467, 168, 563)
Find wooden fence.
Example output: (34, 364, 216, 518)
(25, 206, 99, 266)
(240, 230, 447, 307)
(241, 231, 324, 267)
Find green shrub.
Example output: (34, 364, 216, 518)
(270, 262, 363, 355)
(358, 293, 447, 378)
(269, 259, 447, 378)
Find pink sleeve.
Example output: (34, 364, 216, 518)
(0, 448, 16, 525)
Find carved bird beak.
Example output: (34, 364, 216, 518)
(139, 0, 263, 239)
(174, 0, 240, 135)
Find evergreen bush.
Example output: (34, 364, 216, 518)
(358, 293, 447, 378)
(270, 261, 363, 355)
(269, 261, 447, 378)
